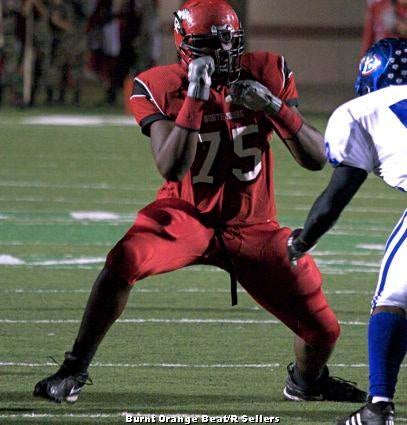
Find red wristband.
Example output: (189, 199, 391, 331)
(175, 97, 205, 131)
(272, 103, 304, 138)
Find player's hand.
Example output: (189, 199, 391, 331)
(226, 80, 282, 115)
(187, 56, 215, 101)
(287, 228, 315, 267)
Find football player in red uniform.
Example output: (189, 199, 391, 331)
(33, 0, 366, 404)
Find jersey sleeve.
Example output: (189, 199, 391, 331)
(324, 107, 374, 172)
(263, 55, 299, 139)
(129, 77, 172, 137)
(275, 56, 299, 107)
(242, 52, 299, 107)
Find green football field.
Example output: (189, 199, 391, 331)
(0, 108, 405, 424)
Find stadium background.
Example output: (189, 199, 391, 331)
(0, 1, 406, 425)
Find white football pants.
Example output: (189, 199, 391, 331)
(372, 208, 407, 311)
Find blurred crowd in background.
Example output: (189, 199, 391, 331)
(0, 0, 161, 108)
(361, 0, 407, 55)
(0, 0, 406, 110)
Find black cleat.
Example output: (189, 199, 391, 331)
(283, 362, 367, 402)
(336, 401, 395, 425)
(33, 352, 90, 403)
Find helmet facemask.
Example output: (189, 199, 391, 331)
(175, 12, 245, 85)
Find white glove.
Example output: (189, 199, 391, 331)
(187, 56, 215, 101)
(226, 80, 283, 115)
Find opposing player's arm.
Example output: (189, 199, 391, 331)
(301, 164, 368, 244)
(287, 164, 368, 265)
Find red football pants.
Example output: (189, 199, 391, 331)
(106, 198, 340, 346)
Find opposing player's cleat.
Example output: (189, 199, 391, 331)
(336, 401, 395, 425)
(283, 362, 367, 402)
(33, 352, 91, 403)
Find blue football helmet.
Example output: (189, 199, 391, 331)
(355, 37, 407, 96)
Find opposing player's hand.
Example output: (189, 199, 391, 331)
(287, 228, 315, 267)
(226, 80, 282, 115)
(187, 56, 215, 101)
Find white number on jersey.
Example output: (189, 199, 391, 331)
(193, 125, 262, 184)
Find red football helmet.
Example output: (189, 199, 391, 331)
(173, 0, 245, 84)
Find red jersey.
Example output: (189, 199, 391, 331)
(361, 0, 407, 55)
(130, 51, 298, 226)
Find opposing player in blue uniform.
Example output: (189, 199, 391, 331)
(287, 37, 407, 425)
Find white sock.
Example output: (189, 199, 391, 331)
(372, 396, 392, 403)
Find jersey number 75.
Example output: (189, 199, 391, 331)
(193, 124, 262, 184)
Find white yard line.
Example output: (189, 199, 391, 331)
(0, 256, 105, 266)
(70, 211, 121, 221)
(0, 195, 400, 214)
(0, 180, 401, 203)
(0, 256, 378, 269)
(1, 288, 374, 295)
(0, 181, 149, 191)
(0, 318, 368, 325)
(0, 254, 25, 265)
(31, 257, 106, 266)
(21, 115, 135, 127)
(318, 268, 378, 274)
(0, 241, 112, 247)
(316, 259, 380, 267)
(0, 258, 380, 274)
(1, 211, 134, 224)
(0, 196, 148, 205)
(1, 361, 405, 369)
(355, 244, 385, 250)
(0, 413, 121, 420)
(286, 205, 398, 214)
(313, 251, 381, 256)
(0, 241, 384, 258)
(283, 181, 403, 199)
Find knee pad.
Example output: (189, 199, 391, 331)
(303, 308, 341, 347)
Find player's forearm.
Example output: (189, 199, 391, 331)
(300, 165, 368, 246)
(284, 122, 326, 171)
(225, 81, 326, 170)
(300, 190, 341, 246)
(287, 190, 341, 264)
(288, 165, 367, 264)
(265, 101, 326, 169)
(150, 57, 214, 182)
(154, 126, 199, 182)
(157, 96, 205, 181)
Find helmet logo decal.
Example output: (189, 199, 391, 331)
(174, 8, 191, 33)
(355, 38, 407, 96)
(360, 54, 382, 76)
